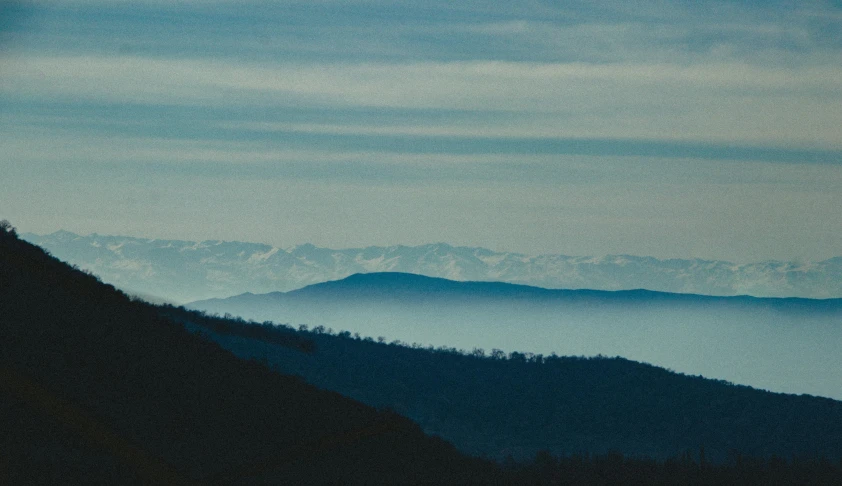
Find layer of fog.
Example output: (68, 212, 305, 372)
(196, 297, 842, 400)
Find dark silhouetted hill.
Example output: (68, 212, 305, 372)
(6, 223, 842, 484)
(258, 271, 842, 309)
(0, 225, 495, 484)
(168, 302, 842, 465)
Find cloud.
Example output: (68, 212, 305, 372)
(3, 0, 842, 261)
(12, 0, 842, 68)
(3, 54, 842, 148)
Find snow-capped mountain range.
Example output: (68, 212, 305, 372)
(22, 230, 842, 303)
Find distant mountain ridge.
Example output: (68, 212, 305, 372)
(188, 273, 842, 400)
(8, 225, 842, 482)
(23, 230, 842, 303)
(218, 272, 842, 310)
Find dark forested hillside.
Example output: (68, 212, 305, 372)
(166, 305, 842, 466)
(0, 224, 494, 484)
(5, 222, 842, 484)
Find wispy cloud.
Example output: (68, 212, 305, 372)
(2, 0, 842, 260)
(4, 54, 842, 147)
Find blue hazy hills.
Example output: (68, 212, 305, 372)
(6, 224, 842, 481)
(174, 274, 842, 463)
(190, 272, 842, 400)
(265, 271, 842, 308)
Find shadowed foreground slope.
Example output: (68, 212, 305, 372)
(0, 226, 493, 484)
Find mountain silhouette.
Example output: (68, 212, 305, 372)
(0, 225, 493, 484)
(5, 223, 842, 483)
(197, 271, 842, 308)
(190, 272, 842, 400)
(24, 230, 842, 303)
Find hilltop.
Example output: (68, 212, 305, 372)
(189, 272, 842, 400)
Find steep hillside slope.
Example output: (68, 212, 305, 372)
(0, 225, 493, 484)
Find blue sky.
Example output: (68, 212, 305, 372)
(1, 0, 841, 261)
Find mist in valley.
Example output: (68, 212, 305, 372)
(192, 277, 842, 400)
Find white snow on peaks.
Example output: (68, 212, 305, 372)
(247, 247, 280, 264)
(18, 231, 842, 303)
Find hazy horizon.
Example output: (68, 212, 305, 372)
(189, 273, 842, 400)
(21, 229, 842, 305)
(24, 227, 842, 264)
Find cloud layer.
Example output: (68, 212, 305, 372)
(1, 0, 841, 261)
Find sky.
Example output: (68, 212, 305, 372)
(1, 0, 841, 262)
